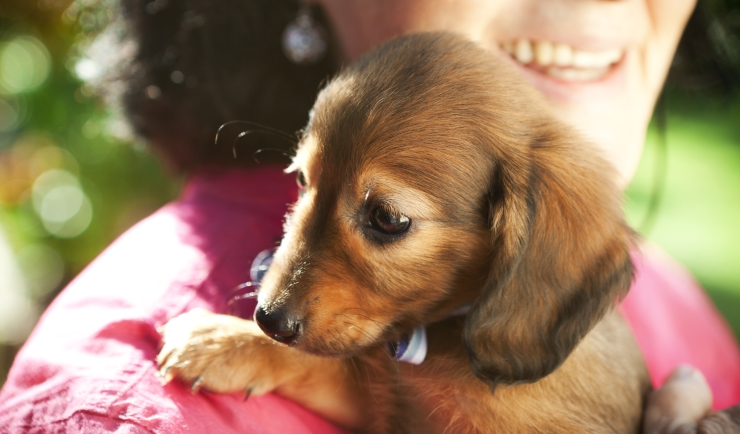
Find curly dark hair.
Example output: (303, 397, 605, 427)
(105, 0, 739, 173)
(110, 0, 338, 172)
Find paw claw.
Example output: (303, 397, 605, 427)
(157, 368, 175, 386)
(159, 366, 174, 385)
(244, 388, 252, 401)
(191, 376, 203, 394)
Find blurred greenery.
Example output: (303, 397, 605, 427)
(0, 0, 739, 390)
(0, 0, 179, 386)
(626, 95, 740, 338)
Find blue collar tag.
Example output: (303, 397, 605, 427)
(387, 325, 428, 365)
(387, 303, 472, 365)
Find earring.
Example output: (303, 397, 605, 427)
(282, 6, 327, 65)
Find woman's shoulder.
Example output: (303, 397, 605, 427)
(0, 167, 343, 433)
(0, 203, 213, 432)
(620, 242, 740, 410)
(0, 333, 342, 434)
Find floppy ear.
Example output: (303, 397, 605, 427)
(462, 126, 635, 389)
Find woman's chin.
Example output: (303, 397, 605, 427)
(493, 48, 647, 184)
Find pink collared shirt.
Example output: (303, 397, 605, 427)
(1, 167, 738, 433)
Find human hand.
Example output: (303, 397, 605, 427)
(643, 365, 740, 433)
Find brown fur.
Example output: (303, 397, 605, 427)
(157, 33, 651, 433)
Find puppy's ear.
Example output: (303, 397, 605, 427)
(463, 127, 634, 389)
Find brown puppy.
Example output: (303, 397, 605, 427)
(157, 32, 650, 433)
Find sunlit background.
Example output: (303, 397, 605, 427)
(0, 0, 739, 387)
(0, 0, 177, 384)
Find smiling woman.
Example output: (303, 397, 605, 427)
(315, 0, 695, 185)
(0, 0, 739, 433)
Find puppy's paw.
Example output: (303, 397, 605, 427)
(156, 308, 283, 397)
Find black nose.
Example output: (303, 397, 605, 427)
(254, 305, 299, 345)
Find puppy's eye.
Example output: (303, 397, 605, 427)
(369, 206, 410, 236)
(296, 171, 307, 189)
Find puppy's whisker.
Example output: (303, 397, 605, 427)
(216, 120, 297, 145)
(335, 312, 380, 331)
(335, 312, 399, 372)
(340, 320, 376, 343)
(214, 120, 297, 161)
(363, 360, 380, 405)
(335, 327, 363, 387)
(329, 331, 349, 393)
(339, 309, 391, 333)
(328, 328, 341, 355)
(231, 131, 292, 161)
(252, 147, 291, 164)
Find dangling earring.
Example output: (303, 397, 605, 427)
(282, 5, 328, 65)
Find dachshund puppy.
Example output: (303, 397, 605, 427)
(157, 32, 650, 433)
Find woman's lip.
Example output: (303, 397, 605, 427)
(496, 47, 629, 105)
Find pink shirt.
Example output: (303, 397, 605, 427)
(1, 167, 738, 433)
(620, 244, 740, 408)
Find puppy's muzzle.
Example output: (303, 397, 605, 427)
(254, 305, 301, 345)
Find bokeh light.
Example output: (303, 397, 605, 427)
(32, 169, 93, 238)
(0, 0, 179, 385)
(74, 58, 101, 81)
(0, 36, 51, 95)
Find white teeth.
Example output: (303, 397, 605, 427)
(500, 39, 623, 81)
(534, 40, 554, 66)
(553, 43, 574, 67)
(572, 50, 621, 69)
(572, 50, 597, 68)
(514, 39, 533, 64)
(546, 66, 608, 82)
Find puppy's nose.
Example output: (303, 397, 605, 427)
(254, 305, 299, 345)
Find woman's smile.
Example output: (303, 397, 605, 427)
(317, 0, 696, 183)
(496, 38, 628, 104)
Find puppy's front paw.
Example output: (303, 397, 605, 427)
(157, 308, 283, 397)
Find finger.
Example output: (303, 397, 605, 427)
(643, 365, 713, 434)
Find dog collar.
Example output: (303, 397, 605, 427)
(387, 303, 472, 365)
(387, 325, 428, 365)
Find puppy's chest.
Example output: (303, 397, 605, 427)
(355, 318, 640, 434)
(358, 345, 527, 434)
(354, 322, 516, 434)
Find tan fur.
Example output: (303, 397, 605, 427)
(158, 33, 651, 433)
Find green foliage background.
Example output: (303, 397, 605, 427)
(0, 0, 179, 385)
(625, 95, 740, 336)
